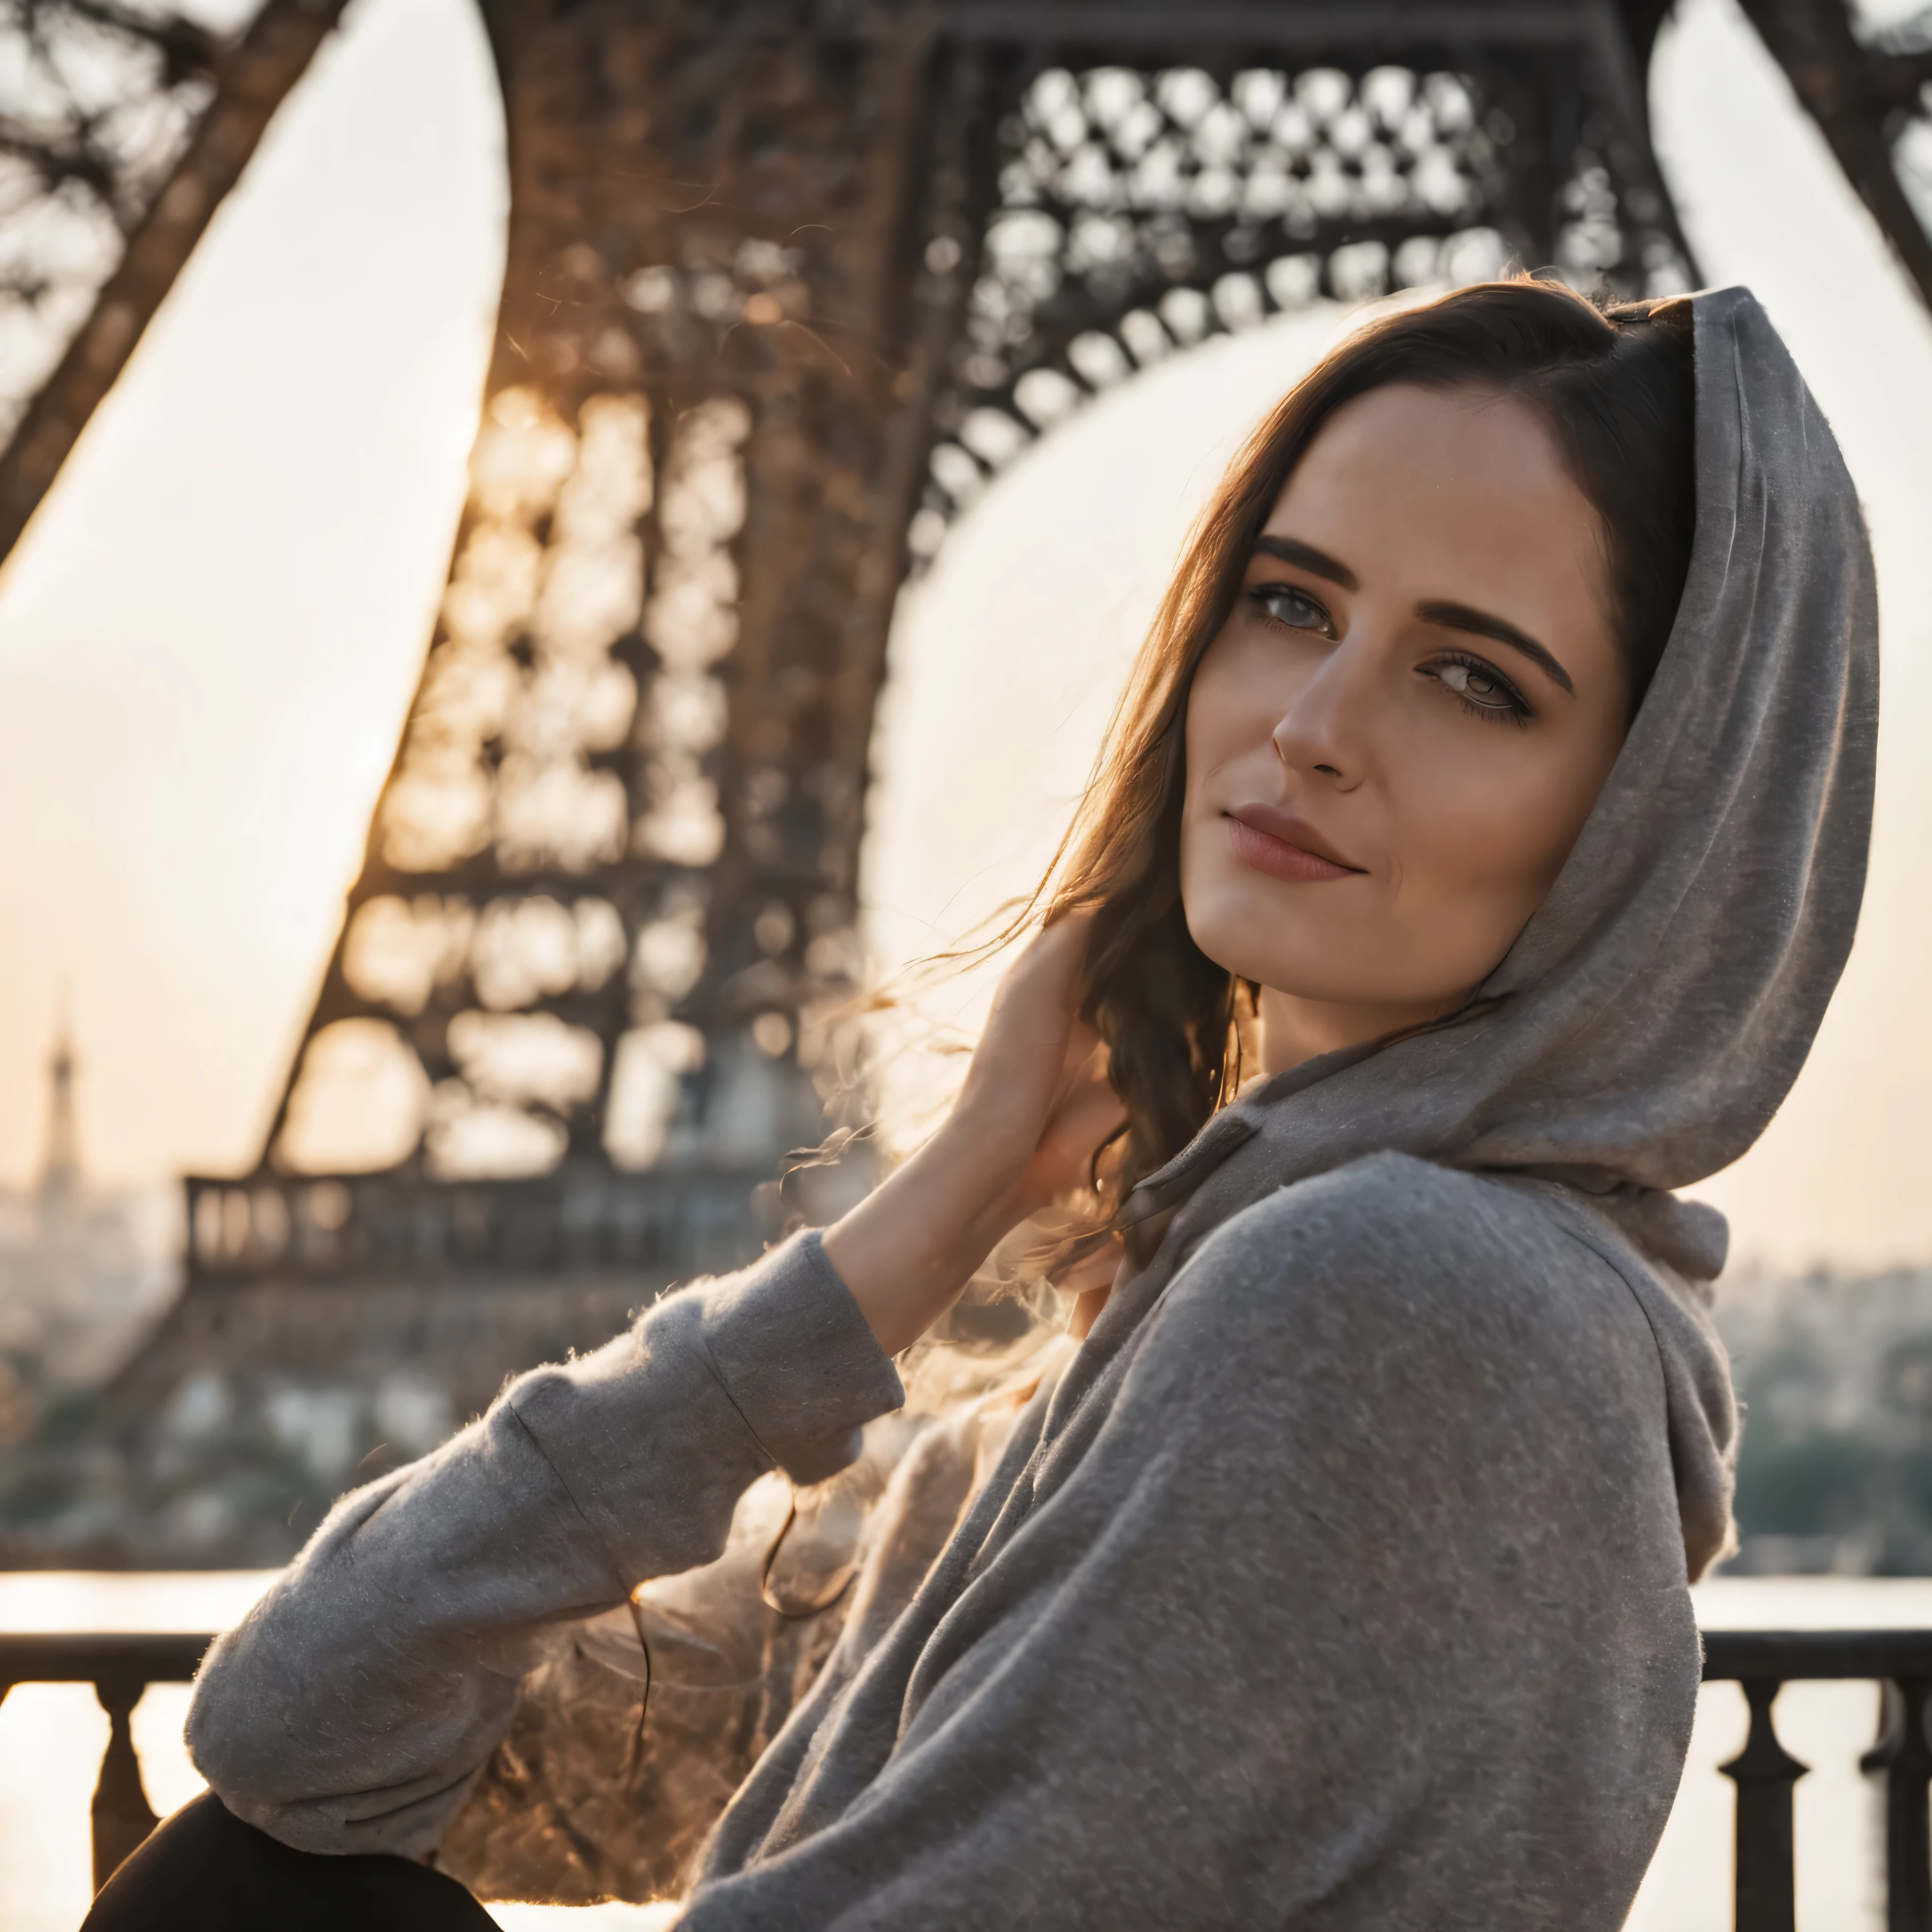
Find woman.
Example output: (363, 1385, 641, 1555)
(93, 277, 1875, 1929)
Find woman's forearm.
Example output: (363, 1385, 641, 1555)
(823, 1120, 1023, 1356)
(184, 1231, 903, 1859)
(183, 916, 1117, 1855)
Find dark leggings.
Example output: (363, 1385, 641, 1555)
(82, 1790, 499, 1931)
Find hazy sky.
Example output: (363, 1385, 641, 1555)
(0, 0, 505, 1190)
(0, 0, 1926, 1272)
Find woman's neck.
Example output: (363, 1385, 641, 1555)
(1255, 983, 1468, 1079)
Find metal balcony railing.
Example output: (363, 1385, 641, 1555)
(182, 1166, 771, 1283)
(5, 1627, 1932, 1915)
(1702, 1629, 1932, 1932)
(0, 1631, 210, 1890)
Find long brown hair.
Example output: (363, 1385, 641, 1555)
(1018, 277, 1697, 1221)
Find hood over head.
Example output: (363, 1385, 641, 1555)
(1092, 289, 1874, 1581)
(1120, 284, 1879, 1286)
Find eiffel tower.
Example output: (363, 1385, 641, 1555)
(0, 0, 1926, 1561)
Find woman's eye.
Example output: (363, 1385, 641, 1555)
(1428, 656, 1530, 724)
(1251, 583, 1334, 637)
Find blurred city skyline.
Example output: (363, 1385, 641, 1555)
(0, 0, 1927, 1272)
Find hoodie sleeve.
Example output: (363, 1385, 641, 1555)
(184, 1229, 904, 1858)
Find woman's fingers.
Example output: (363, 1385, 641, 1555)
(957, 913, 1100, 1155)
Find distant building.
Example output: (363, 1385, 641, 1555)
(1716, 1264, 1932, 1576)
(0, 1027, 171, 1434)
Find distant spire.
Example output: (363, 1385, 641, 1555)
(39, 1002, 81, 1203)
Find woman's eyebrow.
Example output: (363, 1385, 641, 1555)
(1254, 533, 1357, 591)
(1417, 599, 1576, 696)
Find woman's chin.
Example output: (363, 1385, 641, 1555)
(1185, 891, 1343, 992)
(1191, 934, 1330, 999)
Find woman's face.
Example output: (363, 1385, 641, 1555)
(1181, 381, 1631, 1068)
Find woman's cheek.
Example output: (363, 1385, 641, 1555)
(1434, 754, 1588, 933)
(1388, 752, 1526, 908)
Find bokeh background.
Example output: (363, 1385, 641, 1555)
(2, 0, 1932, 1922)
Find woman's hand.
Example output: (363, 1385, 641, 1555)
(823, 914, 1128, 1357)
(951, 913, 1123, 1220)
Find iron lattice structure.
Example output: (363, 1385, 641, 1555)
(201, 0, 1711, 1286)
(0, 0, 1927, 1288)
(0, 0, 350, 550)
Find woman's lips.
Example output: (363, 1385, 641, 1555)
(1223, 808, 1364, 883)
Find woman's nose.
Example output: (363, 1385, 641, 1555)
(1270, 641, 1371, 787)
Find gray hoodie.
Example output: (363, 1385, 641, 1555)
(185, 285, 1877, 1929)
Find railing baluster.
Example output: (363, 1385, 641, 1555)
(1721, 1675, 1807, 1932)
(90, 1666, 160, 1891)
(1862, 1674, 1932, 1932)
